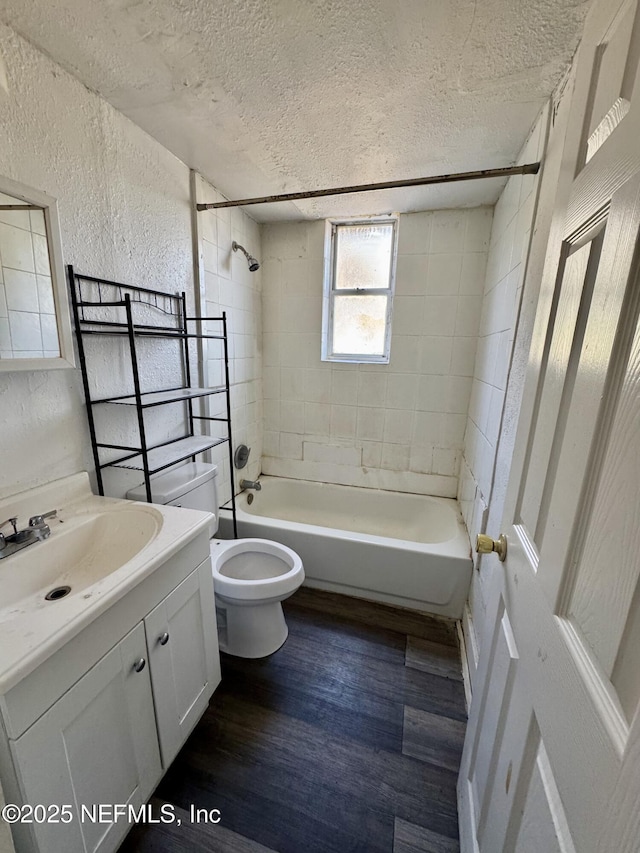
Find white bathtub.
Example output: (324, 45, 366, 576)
(218, 476, 472, 619)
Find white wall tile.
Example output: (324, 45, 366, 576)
(397, 211, 432, 255)
(304, 402, 331, 435)
(356, 406, 385, 441)
(304, 368, 332, 403)
(383, 409, 414, 444)
(0, 317, 10, 349)
(421, 295, 457, 336)
(0, 223, 34, 272)
(381, 443, 410, 471)
(464, 209, 493, 252)
(426, 253, 462, 295)
(8, 310, 42, 350)
(262, 207, 492, 496)
(281, 432, 303, 460)
(385, 373, 418, 409)
(388, 335, 421, 372)
(357, 372, 388, 407)
(40, 313, 59, 352)
(460, 254, 488, 295)
(450, 337, 477, 376)
(304, 441, 361, 467)
(455, 295, 483, 337)
(4, 268, 38, 312)
(395, 254, 428, 295)
(419, 336, 453, 374)
(280, 400, 305, 433)
(32, 233, 51, 276)
(331, 370, 358, 404)
(330, 404, 357, 438)
(393, 295, 425, 335)
(358, 441, 381, 468)
(430, 211, 467, 254)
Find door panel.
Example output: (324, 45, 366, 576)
(583, 0, 639, 165)
(567, 304, 640, 680)
(458, 0, 640, 849)
(145, 559, 220, 767)
(517, 233, 602, 548)
(508, 735, 576, 853)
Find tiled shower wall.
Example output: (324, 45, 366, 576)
(458, 108, 548, 646)
(0, 196, 58, 359)
(195, 175, 263, 506)
(261, 208, 492, 497)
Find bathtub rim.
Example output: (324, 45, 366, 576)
(221, 475, 471, 560)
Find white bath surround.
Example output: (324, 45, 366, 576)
(261, 208, 492, 498)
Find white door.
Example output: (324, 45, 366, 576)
(458, 0, 640, 850)
(11, 622, 161, 853)
(145, 559, 220, 767)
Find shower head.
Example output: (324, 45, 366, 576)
(232, 241, 260, 272)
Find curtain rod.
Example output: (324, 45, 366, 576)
(196, 162, 541, 211)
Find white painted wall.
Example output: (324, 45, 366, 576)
(458, 106, 549, 653)
(194, 176, 263, 506)
(261, 208, 492, 497)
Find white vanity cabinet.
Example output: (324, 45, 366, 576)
(0, 532, 221, 853)
(10, 622, 161, 853)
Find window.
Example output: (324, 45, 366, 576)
(321, 218, 398, 363)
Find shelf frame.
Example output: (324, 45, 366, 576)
(69, 265, 238, 536)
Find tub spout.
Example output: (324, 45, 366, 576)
(240, 479, 261, 491)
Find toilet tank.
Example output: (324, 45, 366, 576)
(126, 462, 219, 535)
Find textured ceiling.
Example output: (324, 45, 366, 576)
(0, 0, 592, 220)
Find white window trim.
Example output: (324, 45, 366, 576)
(321, 215, 398, 364)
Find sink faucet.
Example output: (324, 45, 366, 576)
(28, 509, 58, 539)
(239, 479, 261, 492)
(0, 517, 19, 551)
(0, 509, 57, 559)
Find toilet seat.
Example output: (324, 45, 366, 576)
(211, 538, 304, 601)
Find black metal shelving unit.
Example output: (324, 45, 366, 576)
(68, 264, 237, 536)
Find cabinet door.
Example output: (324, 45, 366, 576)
(145, 558, 220, 767)
(11, 622, 161, 853)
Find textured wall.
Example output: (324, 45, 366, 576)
(261, 208, 492, 497)
(195, 175, 263, 507)
(0, 24, 193, 500)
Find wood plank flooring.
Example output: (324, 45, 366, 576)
(120, 588, 466, 853)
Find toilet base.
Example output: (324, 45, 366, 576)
(216, 597, 289, 658)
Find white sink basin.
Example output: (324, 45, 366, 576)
(0, 472, 213, 693)
(0, 506, 163, 623)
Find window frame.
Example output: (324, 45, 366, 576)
(321, 216, 398, 364)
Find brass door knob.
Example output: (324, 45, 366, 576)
(476, 533, 507, 562)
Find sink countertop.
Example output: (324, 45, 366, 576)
(0, 473, 213, 694)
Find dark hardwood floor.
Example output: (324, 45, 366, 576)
(120, 587, 467, 853)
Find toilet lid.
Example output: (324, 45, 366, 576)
(219, 550, 292, 581)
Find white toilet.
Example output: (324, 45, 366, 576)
(127, 463, 304, 658)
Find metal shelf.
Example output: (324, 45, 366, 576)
(96, 386, 227, 408)
(109, 435, 228, 474)
(69, 265, 238, 536)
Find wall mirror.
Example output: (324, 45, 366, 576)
(0, 176, 75, 371)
